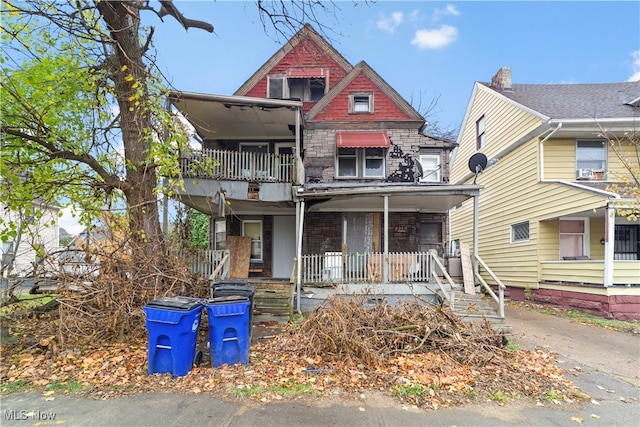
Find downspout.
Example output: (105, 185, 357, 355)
(295, 199, 305, 313)
(539, 123, 562, 181)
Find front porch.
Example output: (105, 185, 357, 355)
(540, 260, 640, 286)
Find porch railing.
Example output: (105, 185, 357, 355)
(299, 251, 433, 285)
(180, 148, 295, 183)
(177, 249, 230, 282)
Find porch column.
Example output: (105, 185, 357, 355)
(295, 199, 305, 312)
(383, 195, 389, 283)
(473, 194, 479, 275)
(604, 204, 615, 288)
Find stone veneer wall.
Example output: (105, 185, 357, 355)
(304, 128, 447, 183)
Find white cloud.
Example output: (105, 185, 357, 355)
(628, 49, 640, 82)
(411, 25, 458, 50)
(377, 11, 403, 34)
(433, 4, 460, 21)
(59, 206, 85, 236)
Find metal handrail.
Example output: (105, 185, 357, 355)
(474, 254, 505, 318)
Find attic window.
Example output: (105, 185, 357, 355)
(476, 115, 486, 150)
(349, 92, 373, 113)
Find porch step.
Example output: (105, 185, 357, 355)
(445, 290, 512, 335)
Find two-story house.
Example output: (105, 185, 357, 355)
(449, 67, 639, 320)
(1, 200, 60, 278)
(168, 25, 482, 312)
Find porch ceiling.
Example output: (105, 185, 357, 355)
(168, 91, 302, 141)
(300, 184, 481, 213)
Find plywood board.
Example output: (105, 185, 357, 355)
(461, 243, 475, 294)
(227, 236, 251, 278)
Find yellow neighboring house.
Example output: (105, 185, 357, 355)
(449, 67, 639, 320)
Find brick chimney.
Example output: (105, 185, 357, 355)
(491, 67, 512, 90)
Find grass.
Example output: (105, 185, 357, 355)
(393, 383, 427, 400)
(0, 379, 30, 394)
(511, 301, 640, 334)
(489, 389, 512, 405)
(45, 380, 86, 394)
(232, 380, 320, 399)
(1, 293, 57, 316)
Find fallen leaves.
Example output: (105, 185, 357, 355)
(1, 297, 585, 410)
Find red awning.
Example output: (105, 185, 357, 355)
(286, 68, 327, 78)
(335, 131, 390, 148)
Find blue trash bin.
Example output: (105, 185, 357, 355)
(144, 297, 203, 377)
(206, 296, 251, 367)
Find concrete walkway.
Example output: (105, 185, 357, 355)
(1, 304, 639, 426)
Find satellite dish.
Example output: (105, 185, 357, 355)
(468, 153, 488, 184)
(415, 159, 424, 180)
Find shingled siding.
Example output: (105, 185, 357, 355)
(311, 74, 413, 122)
(304, 128, 431, 183)
(241, 38, 349, 100)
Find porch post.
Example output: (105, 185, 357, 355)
(473, 194, 479, 275)
(383, 195, 389, 282)
(296, 199, 305, 312)
(295, 106, 303, 185)
(604, 203, 615, 287)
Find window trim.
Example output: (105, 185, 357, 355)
(575, 139, 607, 179)
(337, 147, 386, 179)
(349, 92, 374, 114)
(559, 217, 589, 259)
(267, 74, 286, 99)
(214, 219, 226, 251)
(242, 219, 263, 262)
(418, 153, 442, 182)
(476, 115, 486, 150)
(511, 221, 530, 243)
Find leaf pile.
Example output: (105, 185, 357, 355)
(1, 295, 584, 410)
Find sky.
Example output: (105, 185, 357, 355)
(59, 0, 640, 234)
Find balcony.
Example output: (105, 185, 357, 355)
(180, 148, 295, 183)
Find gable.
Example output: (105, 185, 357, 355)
(234, 24, 352, 98)
(306, 61, 424, 128)
(308, 73, 416, 123)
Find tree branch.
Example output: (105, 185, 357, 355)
(158, 1, 214, 33)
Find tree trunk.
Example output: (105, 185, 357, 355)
(96, 1, 167, 285)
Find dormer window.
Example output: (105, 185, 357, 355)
(349, 92, 373, 113)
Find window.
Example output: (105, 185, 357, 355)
(418, 154, 441, 182)
(268, 74, 326, 101)
(337, 148, 385, 178)
(476, 116, 486, 150)
(214, 219, 226, 250)
(511, 221, 529, 243)
(267, 75, 286, 99)
(576, 140, 607, 178)
(288, 78, 326, 102)
(349, 92, 373, 113)
(560, 219, 587, 259)
(242, 220, 263, 261)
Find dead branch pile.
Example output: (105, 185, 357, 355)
(299, 295, 507, 369)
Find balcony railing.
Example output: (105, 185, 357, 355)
(299, 251, 434, 285)
(180, 148, 295, 183)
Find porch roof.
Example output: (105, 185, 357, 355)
(297, 183, 482, 213)
(168, 91, 302, 141)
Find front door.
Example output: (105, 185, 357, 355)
(272, 216, 296, 278)
(615, 225, 640, 260)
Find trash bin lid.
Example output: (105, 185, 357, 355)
(145, 297, 202, 311)
(207, 295, 250, 305)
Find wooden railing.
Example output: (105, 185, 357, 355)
(299, 251, 433, 285)
(177, 249, 230, 282)
(180, 148, 295, 183)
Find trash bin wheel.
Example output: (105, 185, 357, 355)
(193, 350, 203, 367)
